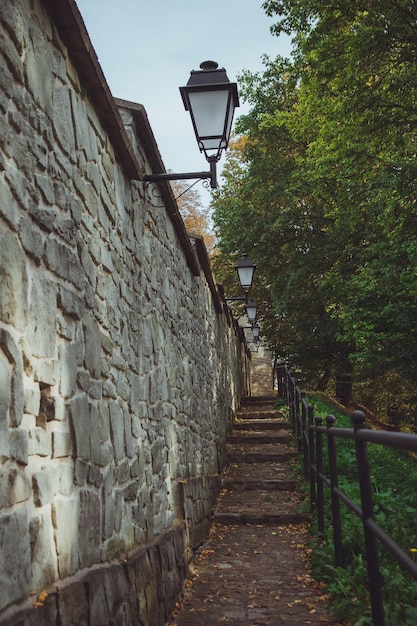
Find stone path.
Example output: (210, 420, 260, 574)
(170, 396, 343, 625)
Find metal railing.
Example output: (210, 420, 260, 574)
(275, 363, 417, 626)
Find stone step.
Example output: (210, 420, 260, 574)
(233, 419, 291, 431)
(227, 432, 293, 445)
(227, 448, 297, 464)
(213, 511, 308, 525)
(222, 478, 298, 491)
(242, 395, 277, 405)
(237, 409, 284, 420)
(224, 462, 295, 483)
(213, 488, 308, 525)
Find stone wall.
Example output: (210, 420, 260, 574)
(0, 1, 250, 623)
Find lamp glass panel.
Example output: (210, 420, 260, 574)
(237, 266, 254, 290)
(246, 302, 257, 322)
(188, 90, 229, 149)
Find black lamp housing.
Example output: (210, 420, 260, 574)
(143, 61, 239, 189)
(235, 253, 256, 292)
(246, 301, 257, 323)
(180, 61, 239, 164)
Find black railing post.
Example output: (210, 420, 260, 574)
(315, 416, 325, 535)
(276, 363, 286, 399)
(301, 392, 309, 480)
(289, 376, 296, 434)
(352, 410, 385, 626)
(295, 386, 302, 453)
(326, 414, 345, 567)
(308, 404, 316, 514)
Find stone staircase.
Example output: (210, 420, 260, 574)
(213, 395, 307, 525)
(169, 396, 336, 625)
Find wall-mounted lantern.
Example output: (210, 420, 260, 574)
(245, 301, 257, 324)
(252, 323, 260, 341)
(235, 253, 256, 292)
(143, 61, 239, 189)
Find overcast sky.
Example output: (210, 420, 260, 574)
(76, 0, 292, 205)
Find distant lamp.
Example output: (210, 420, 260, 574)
(245, 301, 257, 323)
(252, 323, 260, 340)
(144, 61, 239, 189)
(235, 253, 256, 292)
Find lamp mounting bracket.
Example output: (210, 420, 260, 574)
(143, 157, 218, 189)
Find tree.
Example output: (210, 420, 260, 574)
(212, 0, 417, 420)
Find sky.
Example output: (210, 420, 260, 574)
(75, 0, 293, 206)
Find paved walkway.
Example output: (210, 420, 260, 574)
(170, 396, 343, 625)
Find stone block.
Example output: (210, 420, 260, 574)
(78, 489, 101, 568)
(52, 81, 75, 156)
(56, 581, 88, 626)
(32, 465, 59, 507)
(87, 463, 103, 488)
(52, 495, 79, 578)
(151, 439, 166, 475)
(24, 279, 57, 359)
(57, 463, 73, 496)
(19, 213, 43, 265)
(23, 377, 41, 416)
(28, 426, 51, 457)
(28, 510, 57, 593)
(0, 463, 31, 507)
(102, 564, 130, 620)
(59, 340, 82, 399)
(74, 458, 89, 486)
(85, 569, 109, 626)
(115, 457, 130, 484)
(0, 231, 28, 332)
(0, 507, 31, 612)
(9, 428, 28, 465)
(52, 431, 73, 458)
(0, 356, 10, 458)
(69, 394, 90, 460)
(83, 312, 102, 378)
(57, 285, 85, 320)
(114, 489, 123, 534)
(122, 480, 139, 501)
(109, 400, 125, 463)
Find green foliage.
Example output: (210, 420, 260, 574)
(212, 0, 417, 425)
(306, 395, 417, 624)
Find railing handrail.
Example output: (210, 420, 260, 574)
(275, 362, 417, 626)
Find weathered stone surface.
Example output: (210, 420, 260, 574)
(57, 581, 89, 626)
(52, 496, 79, 578)
(78, 489, 101, 568)
(9, 428, 28, 465)
(0, 354, 10, 458)
(0, 1, 249, 622)
(0, 463, 31, 507)
(69, 394, 90, 460)
(52, 430, 72, 458)
(25, 279, 57, 359)
(0, 232, 28, 331)
(28, 510, 57, 593)
(0, 507, 31, 611)
(32, 465, 59, 506)
(109, 400, 125, 464)
(27, 426, 51, 457)
(83, 312, 102, 378)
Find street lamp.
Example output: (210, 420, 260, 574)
(235, 253, 256, 292)
(143, 61, 239, 189)
(245, 301, 257, 323)
(252, 323, 260, 341)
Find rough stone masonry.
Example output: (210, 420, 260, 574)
(0, 1, 251, 623)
